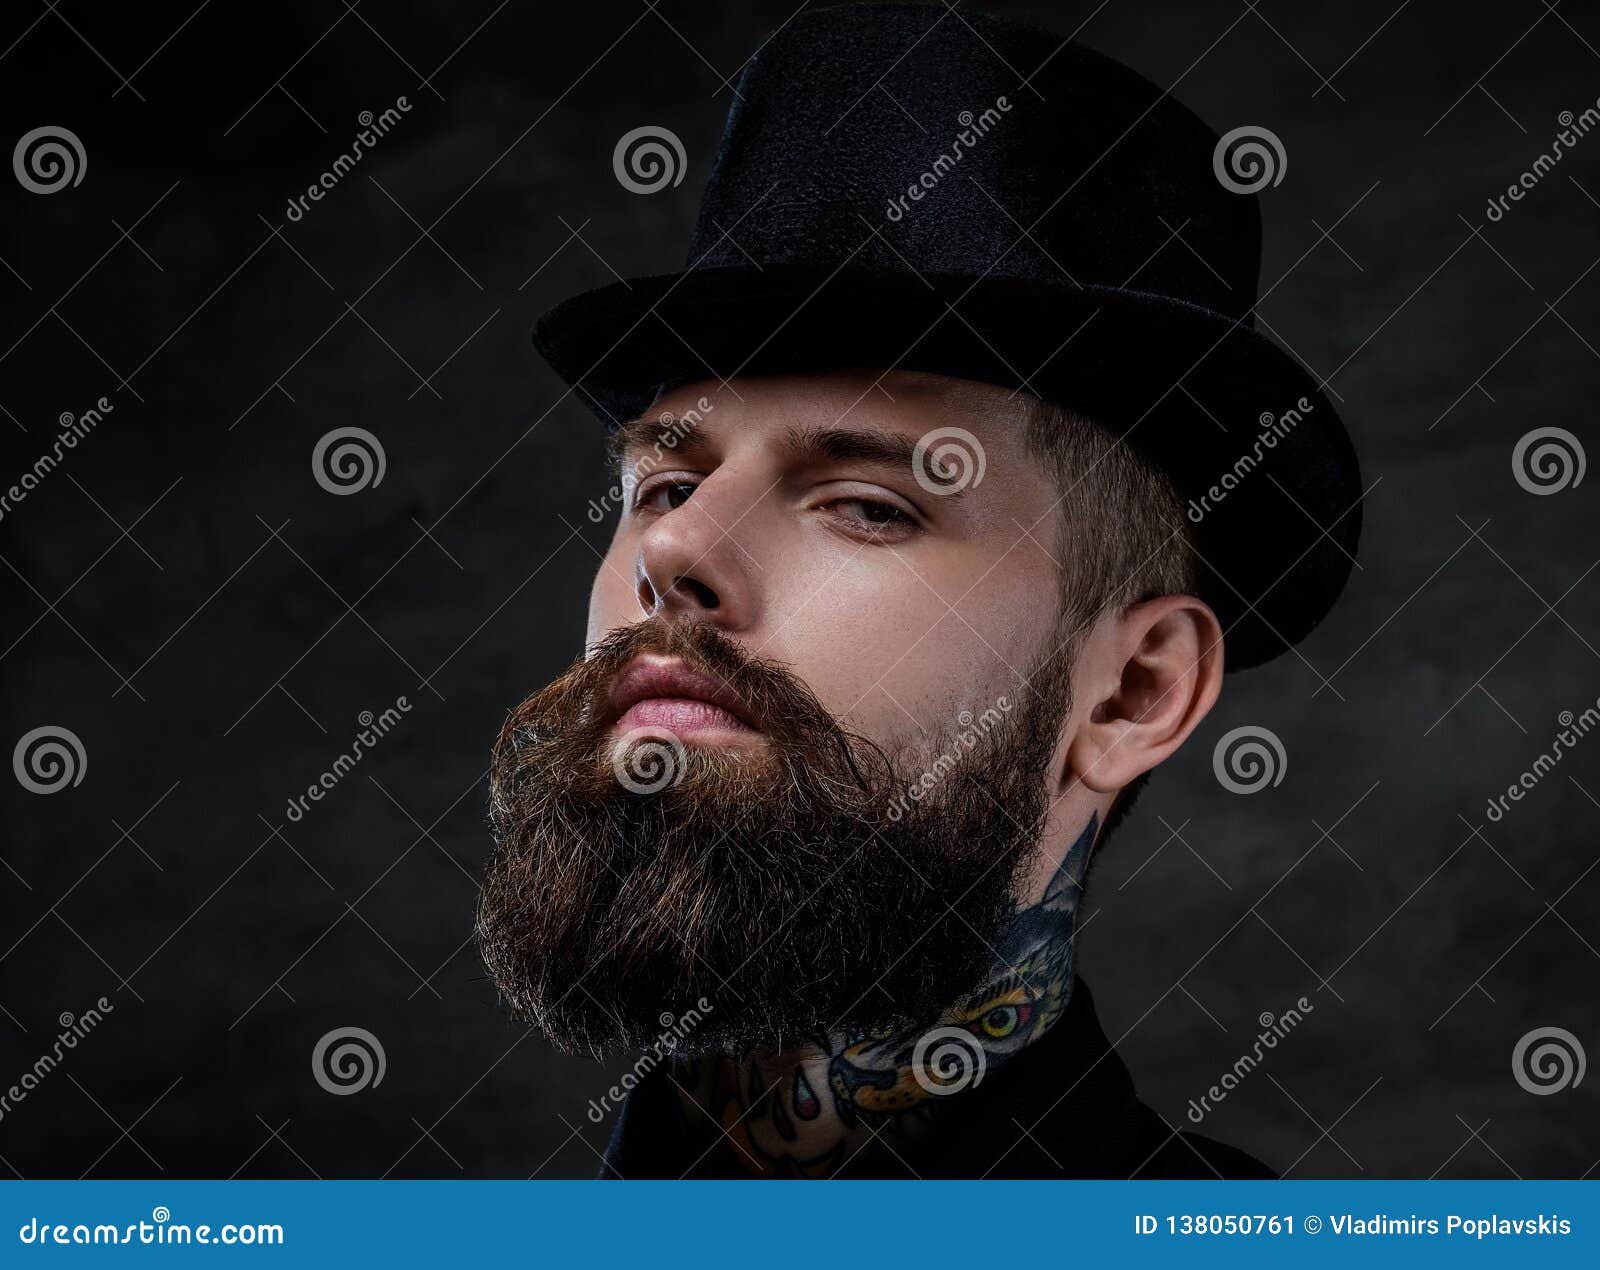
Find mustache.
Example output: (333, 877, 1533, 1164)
(489, 617, 886, 799)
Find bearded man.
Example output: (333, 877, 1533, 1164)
(477, 2, 1360, 1179)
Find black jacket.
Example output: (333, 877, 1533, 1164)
(599, 978, 1274, 1179)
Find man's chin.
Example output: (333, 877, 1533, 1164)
(479, 750, 1039, 1061)
(604, 727, 775, 798)
(478, 809, 1016, 1063)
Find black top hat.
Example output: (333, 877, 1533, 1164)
(532, 1, 1361, 670)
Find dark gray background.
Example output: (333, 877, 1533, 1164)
(1, 0, 1597, 1179)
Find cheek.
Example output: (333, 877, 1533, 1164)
(763, 548, 1058, 743)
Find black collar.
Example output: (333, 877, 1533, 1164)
(598, 978, 1274, 1179)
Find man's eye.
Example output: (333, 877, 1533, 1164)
(638, 481, 697, 511)
(831, 498, 916, 532)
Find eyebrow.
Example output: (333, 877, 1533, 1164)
(611, 413, 708, 466)
(778, 422, 917, 467)
(781, 423, 968, 499)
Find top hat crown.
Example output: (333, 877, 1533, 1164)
(688, 2, 1261, 316)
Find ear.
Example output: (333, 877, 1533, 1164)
(1066, 595, 1224, 795)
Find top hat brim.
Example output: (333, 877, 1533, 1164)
(533, 263, 1361, 672)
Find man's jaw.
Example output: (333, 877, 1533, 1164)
(607, 652, 762, 744)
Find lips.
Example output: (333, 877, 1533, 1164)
(607, 654, 758, 740)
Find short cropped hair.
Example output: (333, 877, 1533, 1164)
(1019, 396, 1198, 846)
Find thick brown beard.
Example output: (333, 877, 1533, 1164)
(477, 618, 1073, 1059)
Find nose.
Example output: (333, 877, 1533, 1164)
(634, 474, 756, 628)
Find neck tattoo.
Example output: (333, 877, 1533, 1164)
(666, 814, 1099, 1177)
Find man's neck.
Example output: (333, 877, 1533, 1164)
(665, 815, 1097, 1177)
